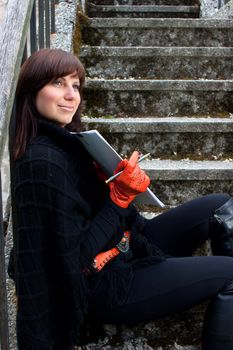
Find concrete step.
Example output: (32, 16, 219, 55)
(80, 46, 233, 80)
(87, 4, 200, 18)
(137, 159, 233, 206)
(87, 303, 205, 348)
(82, 18, 233, 47)
(84, 79, 233, 118)
(89, 0, 200, 5)
(82, 117, 233, 159)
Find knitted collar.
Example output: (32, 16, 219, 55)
(36, 117, 81, 148)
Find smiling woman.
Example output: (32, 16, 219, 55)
(35, 73, 81, 127)
(9, 48, 233, 350)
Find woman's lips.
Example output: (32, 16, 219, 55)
(58, 105, 74, 111)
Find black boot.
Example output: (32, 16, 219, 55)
(210, 197, 233, 256)
(202, 280, 233, 349)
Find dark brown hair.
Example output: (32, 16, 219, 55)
(13, 48, 85, 160)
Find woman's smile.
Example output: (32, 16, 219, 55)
(58, 104, 75, 111)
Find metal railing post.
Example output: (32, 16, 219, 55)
(38, 0, 45, 49)
(51, 0, 56, 34)
(45, 0, 50, 47)
(218, 0, 230, 8)
(30, 1, 37, 53)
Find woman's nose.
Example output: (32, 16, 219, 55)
(64, 86, 75, 99)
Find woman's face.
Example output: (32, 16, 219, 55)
(35, 72, 81, 127)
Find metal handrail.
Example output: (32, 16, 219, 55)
(25, 0, 60, 57)
(0, 1, 60, 349)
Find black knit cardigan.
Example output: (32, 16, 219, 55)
(11, 119, 165, 349)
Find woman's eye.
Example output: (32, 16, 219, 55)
(73, 84, 80, 91)
(53, 79, 63, 87)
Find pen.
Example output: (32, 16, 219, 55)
(105, 153, 151, 184)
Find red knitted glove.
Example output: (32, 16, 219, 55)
(109, 151, 150, 208)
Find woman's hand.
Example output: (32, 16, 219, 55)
(109, 151, 150, 208)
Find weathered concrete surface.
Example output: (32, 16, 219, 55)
(80, 46, 233, 80)
(200, 0, 219, 16)
(51, 0, 79, 52)
(141, 160, 233, 205)
(82, 117, 233, 159)
(87, 4, 199, 18)
(84, 79, 233, 118)
(82, 18, 233, 47)
(83, 116, 233, 132)
(81, 303, 205, 349)
(143, 159, 233, 181)
(5, 220, 17, 350)
(212, 0, 233, 18)
(90, 0, 199, 5)
(200, 0, 232, 17)
(150, 179, 233, 206)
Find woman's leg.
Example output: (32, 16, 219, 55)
(88, 194, 233, 348)
(142, 193, 230, 256)
(90, 256, 233, 326)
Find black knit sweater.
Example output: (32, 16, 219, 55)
(11, 119, 165, 349)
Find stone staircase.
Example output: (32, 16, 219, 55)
(79, 0, 233, 210)
(76, 1, 233, 348)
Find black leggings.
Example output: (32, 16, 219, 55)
(90, 194, 233, 325)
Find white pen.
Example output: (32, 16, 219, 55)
(105, 153, 151, 184)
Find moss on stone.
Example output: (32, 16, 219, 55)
(73, 7, 90, 56)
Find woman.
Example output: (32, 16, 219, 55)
(9, 48, 233, 350)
